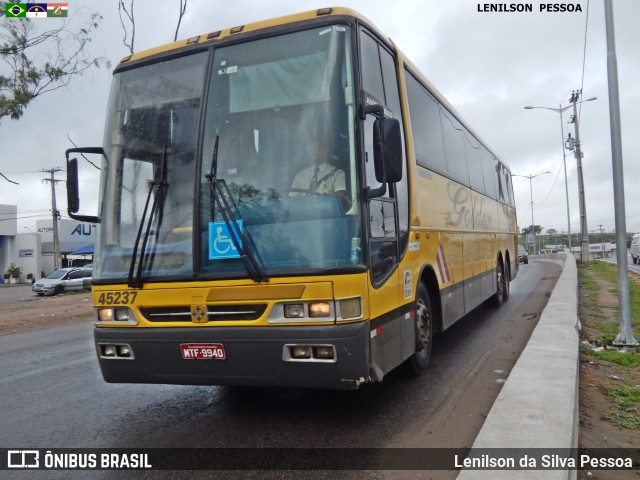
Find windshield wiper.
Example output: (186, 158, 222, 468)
(127, 146, 168, 288)
(205, 136, 269, 283)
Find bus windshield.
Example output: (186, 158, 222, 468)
(95, 25, 360, 282)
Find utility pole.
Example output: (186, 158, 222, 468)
(42, 168, 63, 270)
(598, 225, 605, 259)
(566, 90, 590, 262)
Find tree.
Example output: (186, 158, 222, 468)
(0, 11, 110, 122)
(174, 0, 188, 42)
(118, 0, 189, 53)
(520, 225, 543, 236)
(0, 10, 109, 183)
(117, 0, 135, 55)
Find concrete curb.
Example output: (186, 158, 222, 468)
(458, 254, 579, 479)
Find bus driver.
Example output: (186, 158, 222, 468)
(290, 139, 350, 210)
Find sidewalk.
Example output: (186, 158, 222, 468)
(458, 254, 579, 479)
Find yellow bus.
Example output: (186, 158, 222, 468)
(67, 7, 518, 390)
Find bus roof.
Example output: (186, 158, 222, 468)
(118, 7, 380, 65)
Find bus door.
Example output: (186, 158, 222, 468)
(364, 129, 405, 380)
(360, 28, 411, 379)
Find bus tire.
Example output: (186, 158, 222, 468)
(503, 262, 511, 302)
(490, 263, 506, 308)
(406, 283, 433, 375)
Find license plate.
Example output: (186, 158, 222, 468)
(180, 343, 226, 360)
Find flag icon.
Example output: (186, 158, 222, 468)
(47, 3, 68, 17)
(5, 3, 27, 17)
(25, 3, 47, 17)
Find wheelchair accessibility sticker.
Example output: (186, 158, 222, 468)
(209, 221, 243, 260)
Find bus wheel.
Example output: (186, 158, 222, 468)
(408, 283, 433, 375)
(503, 263, 510, 302)
(490, 264, 505, 308)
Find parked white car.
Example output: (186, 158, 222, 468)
(32, 268, 92, 296)
(631, 233, 640, 265)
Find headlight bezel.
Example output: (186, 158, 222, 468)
(96, 307, 138, 325)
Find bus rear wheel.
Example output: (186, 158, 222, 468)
(503, 262, 510, 301)
(407, 283, 433, 375)
(490, 264, 506, 308)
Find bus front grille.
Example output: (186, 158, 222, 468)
(140, 305, 267, 322)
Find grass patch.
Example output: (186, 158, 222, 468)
(590, 321, 622, 345)
(604, 384, 640, 409)
(580, 261, 640, 432)
(579, 261, 640, 330)
(610, 413, 640, 430)
(602, 384, 640, 430)
(584, 347, 640, 367)
(579, 268, 599, 292)
(588, 261, 621, 284)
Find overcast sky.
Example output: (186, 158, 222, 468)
(1, 0, 638, 241)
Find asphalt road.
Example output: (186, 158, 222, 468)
(602, 250, 640, 275)
(0, 260, 562, 479)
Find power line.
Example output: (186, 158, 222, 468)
(0, 172, 19, 184)
(532, 159, 564, 206)
(0, 214, 51, 222)
(466, 91, 572, 125)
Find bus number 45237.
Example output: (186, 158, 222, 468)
(97, 291, 138, 305)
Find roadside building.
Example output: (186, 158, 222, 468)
(1, 203, 95, 284)
(570, 242, 616, 260)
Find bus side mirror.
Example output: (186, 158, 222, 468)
(373, 117, 402, 184)
(67, 158, 80, 214)
(65, 147, 104, 223)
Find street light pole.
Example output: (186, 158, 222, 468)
(524, 104, 572, 253)
(513, 171, 550, 255)
(604, 0, 638, 345)
(525, 95, 596, 260)
(558, 105, 571, 253)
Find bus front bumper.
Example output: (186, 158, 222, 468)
(94, 322, 371, 390)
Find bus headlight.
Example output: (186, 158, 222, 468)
(291, 346, 312, 358)
(284, 344, 336, 363)
(96, 307, 137, 324)
(98, 343, 135, 360)
(268, 301, 334, 323)
(314, 346, 335, 360)
(103, 345, 117, 356)
(338, 297, 362, 320)
(308, 302, 331, 318)
(284, 304, 305, 318)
